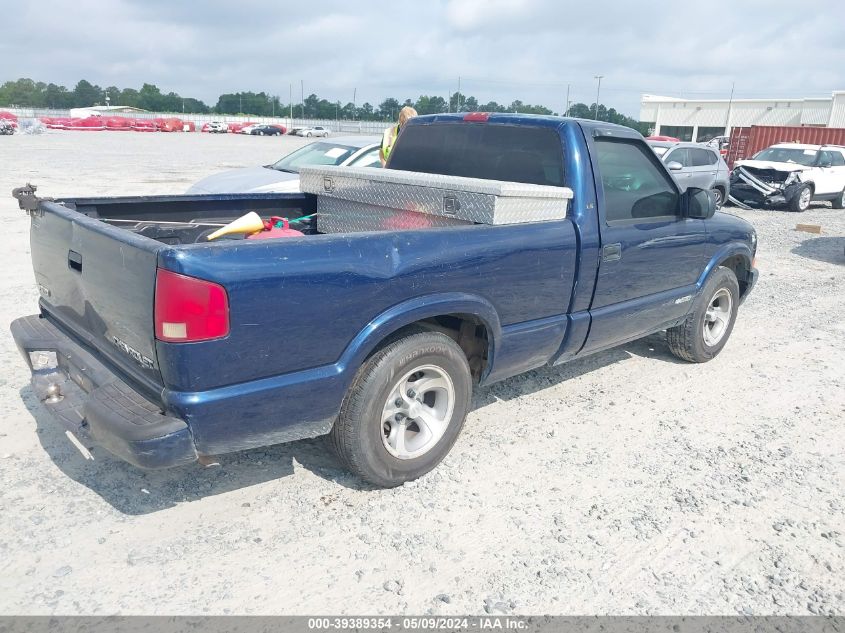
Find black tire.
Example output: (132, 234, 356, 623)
(329, 330, 472, 487)
(711, 187, 724, 209)
(306, 132, 312, 137)
(667, 266, 740, 363)
(790, 184, 812, 212)
(832, 188, 845, 209)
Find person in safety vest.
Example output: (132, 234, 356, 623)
(380, 106, 417, 166)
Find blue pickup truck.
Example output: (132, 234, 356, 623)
(11, 114, 758, 487)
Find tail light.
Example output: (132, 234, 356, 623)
(154, 269, 229, 342)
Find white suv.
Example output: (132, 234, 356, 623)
(731, 143, 845, 211)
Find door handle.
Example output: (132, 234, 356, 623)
(602, 243, 622, 262)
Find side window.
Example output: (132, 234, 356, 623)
(595, 139, 680, 223)
(664, 148, 689, 167)
(691, 148, 718, 166)
(819, 150, 835, 167)
(827, 151, 845, 167)
(349, 148, 383, 168)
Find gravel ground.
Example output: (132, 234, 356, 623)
(0, 131, 843, 616)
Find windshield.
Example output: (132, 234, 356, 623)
(753, 147, 818, 166)
(270, 142, 358, 172)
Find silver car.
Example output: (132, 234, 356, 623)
(295, 126, 330, 137)
(648, 141, 730, 208)
(187, 136, 381, 194)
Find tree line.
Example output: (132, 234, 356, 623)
(0, 77, 647, 133)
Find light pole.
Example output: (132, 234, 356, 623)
(593, 75, 603, 120)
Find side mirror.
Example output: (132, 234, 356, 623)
(683, 187, 717, 219)
(667, 161, 683, 171)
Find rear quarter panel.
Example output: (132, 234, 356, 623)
(157, 221, 578, 392)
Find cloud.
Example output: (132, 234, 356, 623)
(445, 0, 541, 31)
(1, 0, 844, 117)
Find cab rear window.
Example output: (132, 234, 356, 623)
(387, 123, 564, 187)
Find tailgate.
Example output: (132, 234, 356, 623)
(29, 200, 164, 398)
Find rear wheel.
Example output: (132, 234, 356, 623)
(667, 266, 739, 363)
(329, 330, 472, 487)
(790, 184, 812, 212)
(306, 132, 312, 137)
(711, 187, 724, 209)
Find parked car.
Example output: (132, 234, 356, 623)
(295, 126, 330, 137)
(186, 136, 381, 193)
(731, 143, 845, 211)
(132, 119, 157, 132)
(648, 141, 730, 208)
(238, 124, 261, 135)
(0, 110, 18, 130)
(0, 119, 14, 135)
(12, 114, 757, 487)
(247, 124, 284, 136)
(204, 122, 228, 133)
(706, 135, 730, 158)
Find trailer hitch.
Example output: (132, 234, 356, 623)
(12, 183, 51, 216)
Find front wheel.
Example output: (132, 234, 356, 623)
(329, 330, 472, 487)
(667, 266, 740, 363)
(306, 132, 312, 137)
(790, 184, 812, 212)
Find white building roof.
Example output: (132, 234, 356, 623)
(641, 91, 845, 130)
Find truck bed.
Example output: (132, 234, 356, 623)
(18, 188, 578, 456)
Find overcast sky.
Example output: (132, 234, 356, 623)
(2, 0, 844, 117)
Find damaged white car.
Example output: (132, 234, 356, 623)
(729, 144, 845, 211)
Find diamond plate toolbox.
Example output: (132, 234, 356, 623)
(317, 198, 470, 234)
(300, 165, 572, 226)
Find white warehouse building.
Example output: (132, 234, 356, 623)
(640, 91, 845, 142)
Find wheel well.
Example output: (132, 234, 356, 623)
(718, 255, 750, 297)
(369, 315, 490, 383)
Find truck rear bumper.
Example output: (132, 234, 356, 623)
(10, 314, 197, 469)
